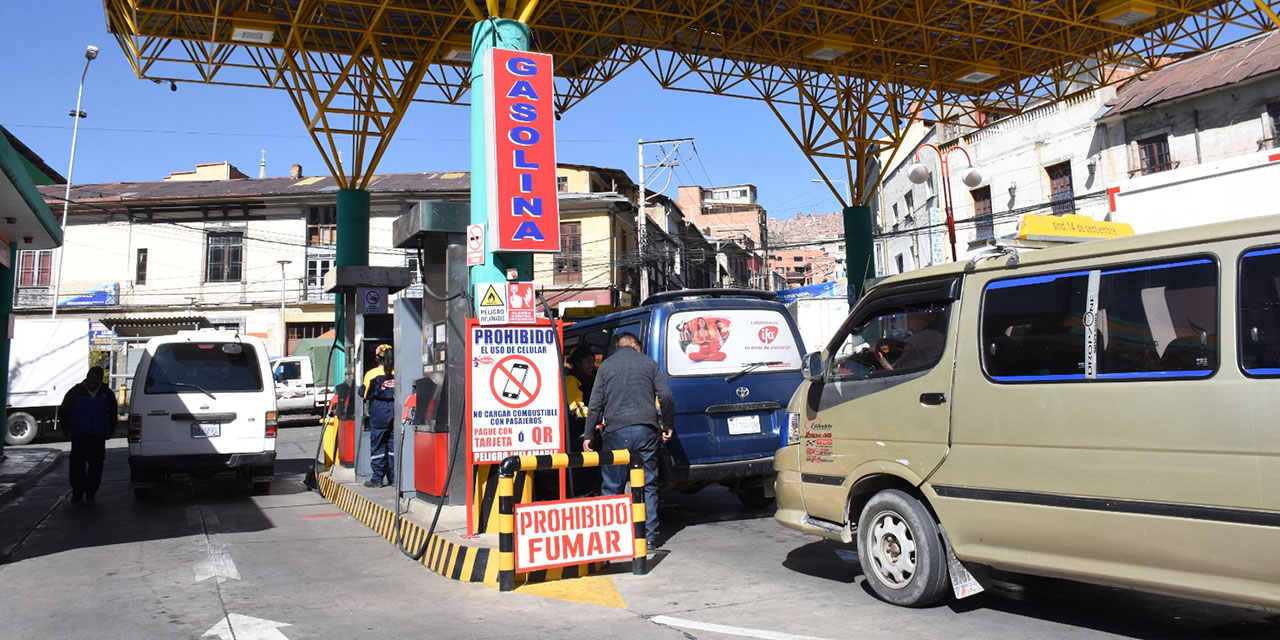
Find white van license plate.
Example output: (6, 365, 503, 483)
(192, 423, 220, 438)
(728, 415, 761, 435)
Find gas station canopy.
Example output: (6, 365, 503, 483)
(103, 0, 1277, 199)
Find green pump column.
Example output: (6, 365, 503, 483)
(333, 188, 371, 383)
(469, 18, 535, 533)
(470, 19, 534, 285)
(843, 205, 874, 302)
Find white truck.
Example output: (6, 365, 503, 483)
(271, 351, 333, 419)
(6, 318, 92, 445)
(786, 297, 850, 355)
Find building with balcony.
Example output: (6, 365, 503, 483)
(876, 30, 1280, 276)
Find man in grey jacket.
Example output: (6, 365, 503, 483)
(583, 333, 674, 547)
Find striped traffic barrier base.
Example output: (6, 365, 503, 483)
(316, 472, 601, 586)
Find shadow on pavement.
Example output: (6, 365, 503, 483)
(655, 484, 776, 544)
(943, 570, 1280, 639)
(783, 539, 862, 584)
(2, 440, 320, 565)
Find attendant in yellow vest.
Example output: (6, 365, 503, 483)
(360, 345, 396, 488)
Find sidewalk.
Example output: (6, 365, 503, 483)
(0, 448, 63, 506)
(325, 465, 485, 548)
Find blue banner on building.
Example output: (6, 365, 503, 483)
(776, 279, 848, 303)
(58, 282, 119, 307)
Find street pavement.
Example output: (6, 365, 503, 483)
(1, 426, 1277, 639)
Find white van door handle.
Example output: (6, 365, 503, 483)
(919, 393, 947, 406)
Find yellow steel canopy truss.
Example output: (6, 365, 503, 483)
(105, 0, 1278, 200)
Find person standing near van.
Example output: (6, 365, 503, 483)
(361, 345, 396, 488)
(564, 346, 599, 496)
(58, 366, 117, 503)
(583, 333, 674, 547)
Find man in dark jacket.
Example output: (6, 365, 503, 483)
(58, 366, 117, 502)
(583, 333, 674, 547)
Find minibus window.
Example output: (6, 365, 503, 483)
(1240, 247, 1280, 376)
(146, 343, 263, 393)
(1096, 258, 1216, 378)
(983, 272, 1090, 381)
(831, 303, 950, 378)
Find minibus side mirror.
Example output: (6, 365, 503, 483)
(803, 352, 825, 382)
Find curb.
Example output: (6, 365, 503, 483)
(0, 450, 64, 508)
(316, 472, 602, 588)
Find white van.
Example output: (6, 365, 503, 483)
(128, 331, 277, 497)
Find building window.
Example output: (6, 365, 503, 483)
(904, 191, 914, 211)
(307, 205, 336, 247)
(972, 187, 993, 239)
(1046, 161, 1075, 215)
(286, 321, 334, 355)
(135, 248, 148, 285)
(17, 249, 53, 287)
(555, 222, 582, 284)
(1268, 103, 1280, 149)
(306, 255, 333, 299)
(557, 176, 569, 192)
(205, 232, 244, 283)
(1137, 135, 1172, 176)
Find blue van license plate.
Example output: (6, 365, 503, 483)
(192, 423, 220, 439)
(727, 415, 761, 435)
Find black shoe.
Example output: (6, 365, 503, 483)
(362, 480, 379, 488)
(71, 492, 83, 503)
(647, 537, 662, 550)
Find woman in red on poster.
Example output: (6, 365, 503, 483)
(688, 317, 728, 362)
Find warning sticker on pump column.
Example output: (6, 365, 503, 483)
(468, 325, 563, 463)
(514, 495, 634, 572)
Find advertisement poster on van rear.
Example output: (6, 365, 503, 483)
(466, 322, 564, 463)
(665, 309, 803, 377)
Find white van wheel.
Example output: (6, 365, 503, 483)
(856, 489, 948, 607)
(5, 412, 39, 446)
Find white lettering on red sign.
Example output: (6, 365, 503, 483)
(483, 48, 560, 253)
(514, 495, 633, 572)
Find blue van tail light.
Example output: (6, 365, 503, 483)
(786, 412, 800, 446)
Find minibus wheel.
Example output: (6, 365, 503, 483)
(856, 489, 948, 607)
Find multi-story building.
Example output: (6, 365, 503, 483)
(677, 184, 770, 288)
(26, 163, 468, 355)
(769, 247, 839, 288)
(878, 30, 1280, 276)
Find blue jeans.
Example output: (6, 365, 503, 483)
(601, 424, 660, 543)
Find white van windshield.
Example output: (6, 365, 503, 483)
(146, 343, 263, 393)
(666, 309, 802, 377)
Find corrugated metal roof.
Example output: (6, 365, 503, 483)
(36, 171, 471, 206)
(1106, 32, 1280, 117)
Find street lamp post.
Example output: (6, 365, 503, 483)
(907, 144, 982, 262)
(278, 260, 291, 356)
(51, 45, 99, 318)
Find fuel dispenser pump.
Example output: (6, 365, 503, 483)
(322, 265, 412, 482)
(392, 200, 469, 504)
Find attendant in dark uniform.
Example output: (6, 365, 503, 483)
(58, 366, 117, 502)
(361, 345, 396, 488)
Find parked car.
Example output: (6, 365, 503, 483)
(565, 289, 806, 507)
(128, 330, 277, 497)
(775, 213, 1280, 610)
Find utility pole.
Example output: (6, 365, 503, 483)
(637, 137, 693, 302)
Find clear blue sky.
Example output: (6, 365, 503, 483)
(0, 2, 843, 221)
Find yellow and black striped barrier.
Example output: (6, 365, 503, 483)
(497, 449, 647, 592)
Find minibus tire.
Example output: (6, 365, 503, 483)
(856, 489, 948, 607)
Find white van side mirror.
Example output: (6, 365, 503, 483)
(803, 352, 824, 382)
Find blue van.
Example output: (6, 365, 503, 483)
(563, 289, 806, 507)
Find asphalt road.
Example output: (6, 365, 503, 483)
(1, 426, 1277, 640)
